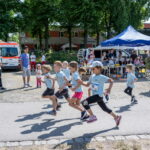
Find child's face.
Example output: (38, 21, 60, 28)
(126, 68, 131, 72)
(37, 66, 41, 70)
(54, 64, 61, 72)
(92, 67, 101, 74)
(42, 68, 48, 74)
(69, 66, 76, 73)
(63, 63, 68, 69)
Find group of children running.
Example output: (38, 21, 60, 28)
(34, 60, 138, 127)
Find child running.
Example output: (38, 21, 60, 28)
(124, 64, 138, 103)
(81, 61, 122, 126)
(41, 65, 59, 115)
(54, 61, 87, 120)
(62, 61, 71, 81)
(36, 64, 42, 88)
(69, 61, 88, 120)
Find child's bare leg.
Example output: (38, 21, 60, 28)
(67, 98, 84, 112)
(50, 95, 58, 110)
(110, 112, 118, 119)
(86, 109, 94, 116)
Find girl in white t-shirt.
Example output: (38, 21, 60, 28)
(36, 64, 42, 88)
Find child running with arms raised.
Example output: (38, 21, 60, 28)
(124, 64, 138, 103)
(81, 61, 122, 126)
(41, 65, 59, 115)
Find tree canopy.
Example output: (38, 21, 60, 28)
(0, 0, 149, 50)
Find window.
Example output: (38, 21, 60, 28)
(59, 32, 64, 37)
(1, 47, 18, 57)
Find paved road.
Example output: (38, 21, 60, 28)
(0, 72, 150, 142)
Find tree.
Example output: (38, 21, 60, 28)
(56, 0, 78, 51)
(20, 0, 59, 51)
(0, 0, 21, 41)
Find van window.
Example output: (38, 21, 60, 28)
(0, 47, 18, 57)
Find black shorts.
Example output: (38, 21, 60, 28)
(55, 89, 70, 99)
(42, 88, 54, 97)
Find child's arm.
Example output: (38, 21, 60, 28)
(52, 79, 55, 89)
(105, 78, 114, 94)
(81, 81, 90, 87)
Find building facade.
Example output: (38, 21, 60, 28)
(19, 28, 103, 50)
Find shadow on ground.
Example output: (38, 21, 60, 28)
(53, 127, 118, 150)
(115, 102, 137, 113)
(140, 91, 150, 97)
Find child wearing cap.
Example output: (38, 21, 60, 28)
(36, 64, 42, 88)
(81, 61, 122, 126)
(124, 64, 138, 103)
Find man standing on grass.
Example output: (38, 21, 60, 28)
(20, 46, 32, 88)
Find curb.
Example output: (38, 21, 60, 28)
(0, 134, 150, 148)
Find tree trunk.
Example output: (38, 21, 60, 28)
(4, 33, 8, 42)
(68, 26, 72, 51)
(84, 24, 88, 48)
(38, 29, 42, 50)
(96, 31, 100, 46)
(44, 20, 49, 51)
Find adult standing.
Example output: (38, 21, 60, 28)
(30, 52, 36, 72)
(20, 46, 32, 88)
(41, 54, 46, 65)
(0, 53, 6, 90)
(130, 51, 137, 64)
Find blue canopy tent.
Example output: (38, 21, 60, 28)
(95, 25, 150, 50)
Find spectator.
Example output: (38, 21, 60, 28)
(41, 54, 46, 65)
(130, 51, 137, 63)
(30, 52, 36, 72)
(142, 51, 148, 62)
(20, 46, 32, 88)
(0, 55, 6, 90)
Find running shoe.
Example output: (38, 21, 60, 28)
(0, 87, 6, 90)
(51, 110, 57, 116)
(27, 84, 32, 87)
(131, 96, 135, 103)
(115, 115, 122, 126)
(81, 111, 87, 120)
(87, 115, 97, 123)
(81, 115, 89, 121)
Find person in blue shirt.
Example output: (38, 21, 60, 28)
(54, 61, 87, 120)
(41, 65, 60, 116)
(20, 46, 31, 88)
(81, 61, 122, 126)
(69, 61, 89, 120)
(62, 61, 71, 81)
(124, 64, 138, 103)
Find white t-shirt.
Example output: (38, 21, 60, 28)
(41, 55, 46, 62)
(36, 69, 42, 78)
(30, 55, 36, 62)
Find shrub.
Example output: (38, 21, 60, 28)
(45, 50, 78, 64)
(145, 57, 150, 70)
